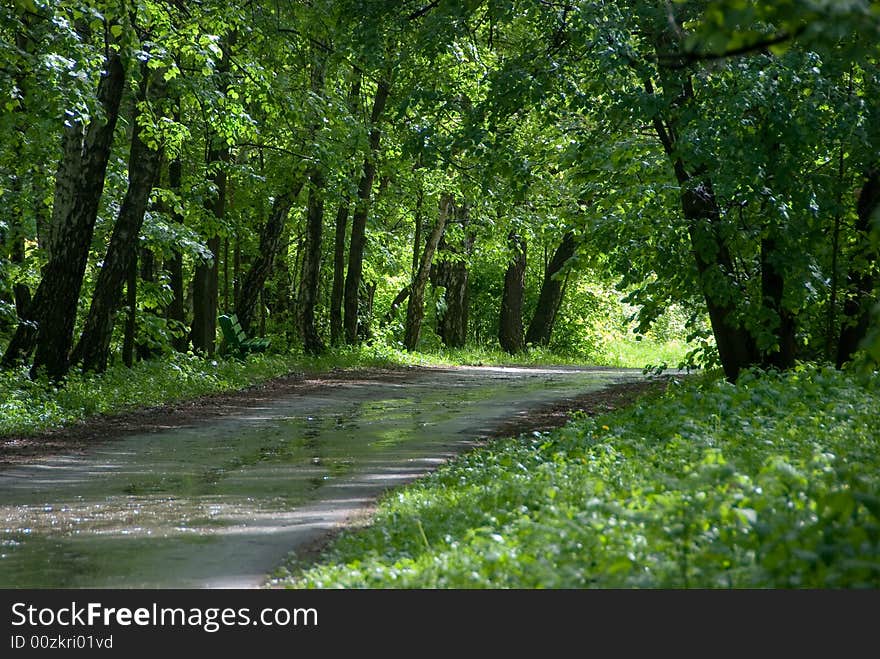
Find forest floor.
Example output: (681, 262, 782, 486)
(0, 365, 669, 467)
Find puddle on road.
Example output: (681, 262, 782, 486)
(0, 367, 638, 587)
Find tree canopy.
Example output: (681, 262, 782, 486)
(1, 0, 878, 380)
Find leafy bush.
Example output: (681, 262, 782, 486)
(276, 365, 880, 588)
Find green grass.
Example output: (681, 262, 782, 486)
(273, 364, 880, 588)
(0, 349, 396, 438)
(590, 337, 689, 370)
(329, 338, 689, 369)
(0, 338, 681, 438)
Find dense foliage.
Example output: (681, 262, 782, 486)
(0, 1, 877, 382)
(275, 366, 880, 588)
(1, 2, 878, 591)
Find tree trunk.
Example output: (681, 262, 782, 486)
(383, 286, 411, 325)
(165, 128, 188, 351)
(329, 76, 361, 346)
(9, 241, 31, 321)
(329, 200, 350, 346)
(298, 166, 326, 354)
(235, 184, 301, 333)
(760, 235, 796, 370)
(223, 237, 230, 313)
(404, 194, 452, 350)
(412, 186, 424, 279)
(5, 25, 32, 323)
(296, 50, 327, 355)
(358, 280, 378, 342)
(122, 252, 137, 368)
(343, 76, 391, 344)
(74, 64, 166, 372)
(136, 247, 156, 362)
(191, 233, 222, 356)
(526, 231, 574, 348)
(7, 51, 126, 378)
(233, 238, 241, 309)
(499, 231, 527, 354)
(267, 226, 295, 347)
(680, 179, 757, 380)
(645, 58, 757, 381)
(381, 187, 426, 328)
(432, 203, 473, 348)
(837, 167, 880, 366)
(191, 35, 235, 356)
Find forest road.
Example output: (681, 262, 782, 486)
(0, 365, 659, 589)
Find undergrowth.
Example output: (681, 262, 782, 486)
(273, 364, 880, 588)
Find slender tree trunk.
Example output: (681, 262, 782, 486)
(381, 187, 426, 327)
(273, 228, 296, 346)
(329, 76, 361, 346)
(223, 237, 230, 313)
(329, 200, 350, 345)
(235, 183, 302, 333)
(359, 280, 377, 341)
(296, 50, 327, 355)
(837, 167, 880, 366)
(122, 252, 137, 368)
(73, 64, 166, 372)
(499, 231, 527, 354)
(298, 166, 326, 354)
(6, 26, 32, 321)
(165, 128, 187, 351)
(411, 185, 424, 279)
(233, 238, 241, 308)
(191, 232, 222, 355)
(290, 234, 304, 320)
(4, 51, 126, 377)
(826, 144, 848, 359)
(404, 194, 451, 350)
(9, 239, 31, 320)
(383, 287, 411, 325)
(760, 235, 796, 369)
(343, 76, 391, 344)
(526, 231, 574, 347)
(191, 35, 235, 355)
(136, 247, 155, 362)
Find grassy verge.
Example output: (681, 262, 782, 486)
(0, 339, 680, 439)
(0, 349, 390, 438)
(272, 365, 880, 588)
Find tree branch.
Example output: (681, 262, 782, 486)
(407, 1, 440, 21)
(657, 25, 808, 68)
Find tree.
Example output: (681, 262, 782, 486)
(343, 74, 392, 344)
(499, 230, 527, 354)
(525, 231, 575, 348)
(3, 19, 126, 378)
(190, 34, 234, 357)
(404, 192, 451, 350)
(73, 61, 168, 373)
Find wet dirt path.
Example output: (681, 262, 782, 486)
(0, 366, 642, 588)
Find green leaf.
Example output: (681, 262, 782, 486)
(768, 40, 792, 56)
(13, 0, 37, 13)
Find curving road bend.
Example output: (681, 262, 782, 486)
(0, 366, 642, 589)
